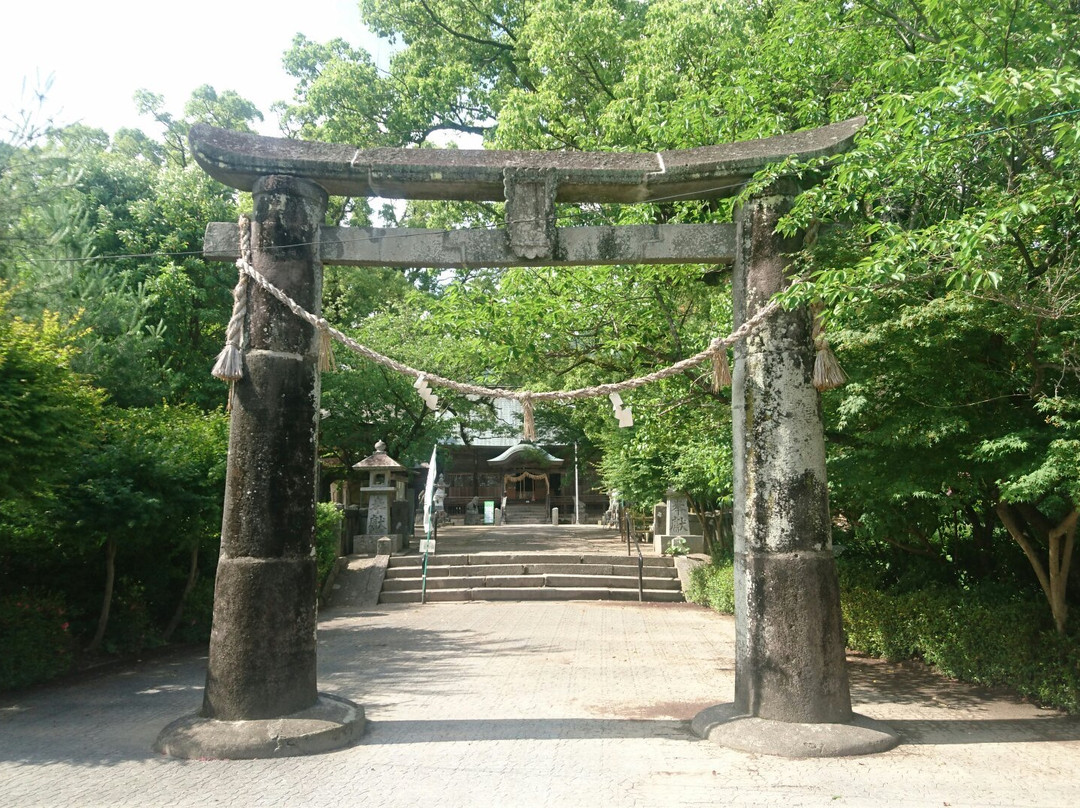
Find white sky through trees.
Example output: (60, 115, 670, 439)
(1, 0, 388, 136)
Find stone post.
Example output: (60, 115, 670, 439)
(204, 175, 326, 720)
(693, 184, 897, 757)
(648, 505, 665, 548)
(155, 175, 363, 759)
(732, 186, 850, 724)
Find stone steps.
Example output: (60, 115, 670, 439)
(502, 503, 552, 524)
(383, 573, 682, 592)
(378, 553, 683, 604)
(387, 552, 675, 569)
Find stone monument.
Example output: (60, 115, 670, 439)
(653, 490, 703, 555)
(353, 440, 408, 555)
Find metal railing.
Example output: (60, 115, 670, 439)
(621, 505, 645, 602)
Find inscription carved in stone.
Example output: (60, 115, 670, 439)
(666, 494, 690, 536)
(368, 496, 388, 534)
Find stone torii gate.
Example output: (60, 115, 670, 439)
(154, 117, 898, 759)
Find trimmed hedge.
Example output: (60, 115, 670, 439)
(685, 560, 735, 614)
(315, 502, 344, 589)
(684, 561, 1080, 714)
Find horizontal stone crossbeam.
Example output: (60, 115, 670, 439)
(189, 118, 864, 203)
(202, 222, 736, 268)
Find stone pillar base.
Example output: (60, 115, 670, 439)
(691, 703, 898, 758)
(154, 693, 364, 760)
(354, 533, 403, 556)
(655, 534, 704, 555)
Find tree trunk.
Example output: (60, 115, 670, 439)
(995, 502, 1076, 635)
(162, 543, 200, 643)
(687, 496, 716, 556)
(87, 537, 117, 654)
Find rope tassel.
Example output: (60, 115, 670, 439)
(212, 216, 252, 383)
(811, 304, 847, 391)
(711, 347, 732, 392)
(813, 345, 847, 391)
(318, 329, 336, 373)
(212, 270, 248, 382)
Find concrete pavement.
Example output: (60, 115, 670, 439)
(2, 596, 1079, 807)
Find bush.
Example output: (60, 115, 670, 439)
(685, 560, 735, 614)
(839, 568, 1080, 713)
(686, 560, 1080, 713)
(170, 577, 216, 645)
(315, 502, 343, 589)
(0, 592, 73, 691)
(100, 578, 161, 656)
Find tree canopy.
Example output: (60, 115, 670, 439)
(3, 0, 1079, 684)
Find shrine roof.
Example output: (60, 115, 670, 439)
(488, 442, 565, 468)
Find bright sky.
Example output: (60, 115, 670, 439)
(1, 0, 391, 137)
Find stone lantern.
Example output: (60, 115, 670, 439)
(352, 440, 409, 555)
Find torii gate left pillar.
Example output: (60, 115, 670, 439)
(154, 176, 364, 759)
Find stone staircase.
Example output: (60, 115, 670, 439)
(379, 552, 683, 603)
(502, 503, 550, 524)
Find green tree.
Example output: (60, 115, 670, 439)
(0, 290, 103, 502)
(56, 405, 227, 653)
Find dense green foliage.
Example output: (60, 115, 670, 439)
(4, 0, 1079, 699)
(685, 559, 1080, 712)
(316, 502, 344, 588)
(0, 88, 239, 685)
(0, 296, 103, 500)
(685, 560, 736, 615)
(0, 591, 73, 691)
(839, 566, 1080, 713)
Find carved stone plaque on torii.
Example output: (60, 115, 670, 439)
(154, 117, 899, 759)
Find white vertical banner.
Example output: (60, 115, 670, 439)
(423, 445, 437, 538)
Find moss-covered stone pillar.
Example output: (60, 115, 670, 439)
(730, 186, 852, 722)
(201, 175, 326, 720)
(155, 175, 363, 759)
(694, 185, 897, 757)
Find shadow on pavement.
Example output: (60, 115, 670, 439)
(847, 656, 998, 710)
(888, 717, 1080, 744)
(364, 717, 692, 743)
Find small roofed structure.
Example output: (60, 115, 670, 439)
(485, 440, 566, 523)
(351, 440, 412, 556)
(353, 439, 407, 487)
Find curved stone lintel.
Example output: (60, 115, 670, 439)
(691, 703, 900, 759)
(154, 693, 365, 760)
(189, 117, 865, 202)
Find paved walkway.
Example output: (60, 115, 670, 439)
(2, 530, 1079, 807)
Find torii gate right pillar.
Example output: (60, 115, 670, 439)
(693, 184, 899, 757)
